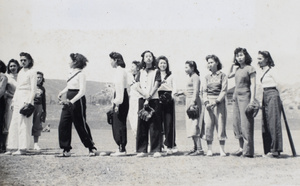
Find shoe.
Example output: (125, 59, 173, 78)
(42, 124, 51, 132)
(89, 149, 97, 157)
(220, 151, 227, 157)
(63, 150, 71, 157)
(4, 151, 12, 155)
(171, 147, 178, 154)
(12, 150, 26, 156)
(34, 143, 41, 151)
(136, 152, 147, 157)
(263, 152, 280, 158)
(189, 150, 204, 156)
(166, 148, 173, 155)
(110, 151, 126, 157)
(241, 154, 254, 158)
(153, 152, 162, 158)
(206, 150, 213, 157)
(185, 149, 196, 156)
(231, 149, 243, 157)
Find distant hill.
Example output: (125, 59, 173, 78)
(44, 79, 113, 104)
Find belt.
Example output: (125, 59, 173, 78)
(263, 87, 277, 91)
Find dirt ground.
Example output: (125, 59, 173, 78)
(0, 128, 300, 186)
(1, 104, 300, 186)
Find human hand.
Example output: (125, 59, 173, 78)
(114, 105, 119, 113)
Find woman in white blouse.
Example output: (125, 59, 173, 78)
(257, 51, 282, 158)
(57, 53, 97, 157)
(108, 52, 129, 157)
(5, 53, 37, 155)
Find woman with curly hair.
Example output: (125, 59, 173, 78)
(5, 53, 37, 155)
(228, 47, 257, 158)
(57, 53, 97, 157)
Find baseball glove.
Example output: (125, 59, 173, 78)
(186, 104, 200, 119)
(19, 103, 35, 117)
(159, 91, 173, 105)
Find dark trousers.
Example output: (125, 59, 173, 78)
(262, 89, 283, 154)
(58, 90, 95, 151)
(136, 98, 162, 153)
(0, 97, 5, 150)
(112, 89, 129, 151)
(161, 100, 176, 148)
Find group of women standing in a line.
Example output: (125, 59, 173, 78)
(0, 53, 47, 155)
(0, 47, 283, 158)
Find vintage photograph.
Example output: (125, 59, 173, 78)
(0, 0, 300, 185)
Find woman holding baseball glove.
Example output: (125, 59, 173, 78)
(57, 53, 97, 157)
(156, 55, 178, 155)
(183, 61, 204, 156)
(201, 55, 228, 157)
(135, 50, 162, 158)
(6, 52, 37, 155)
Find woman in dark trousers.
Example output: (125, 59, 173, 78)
(228, 47, 257, 158)
(0, 60, 8, 153)
(136, 50, 162, 158)
(109, 52, 129, 157)
(58, 53, 97, 157)
(156, 56, 178, 155)
(257, 51, 282, 158)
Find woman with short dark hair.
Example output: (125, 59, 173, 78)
(108, 52, 129, 156)
(0, 60, 8, 153)
(201, 55, 228, 157)
(1, 59, 20, 152)
(228, 47, 257, 158)
(6, 52, 37, 155)
(257, 50, 282, 158)
(57, 53, 97, 157)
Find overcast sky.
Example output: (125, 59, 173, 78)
(0, 0, 299, 88)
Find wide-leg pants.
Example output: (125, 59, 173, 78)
(136, 99, 162, 153)
(232, 91, 254, 156)
(58, 90, 95, 151)
(262, 89, 283, 154)
(160, 100, 176, 148)
(112, 89, 129, 150)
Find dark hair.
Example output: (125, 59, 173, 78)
(157, 55, 171, 75)
(132, 60, 141, 70)
(20, 52, 34, 69)
(0, 60, 6, 73)
(233, 47, 252, 66)
(70, 53, 88, 69)
(258, 51, 275, 67)
(205, 55, 222, 70)
(185, 60, 200, 76)
(140, 50, 156, 69)
(37, 71, 45, 86)
(109, 52, 126, 68)
(7, 59, 21, 74)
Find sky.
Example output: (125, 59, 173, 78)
(0, 0, 300, 89)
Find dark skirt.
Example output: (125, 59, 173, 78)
(262, 88, 283, 154)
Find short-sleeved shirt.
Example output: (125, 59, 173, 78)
(234, 65, 256, 94)
(260, 66, 277, 88)
(136, 68, 159, 99)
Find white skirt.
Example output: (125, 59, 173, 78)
(128, 96, 139, 137)
(7, 90, 33, 150)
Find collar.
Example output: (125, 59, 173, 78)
(261, 66, 270, 72)
(210, 70, 221, 76)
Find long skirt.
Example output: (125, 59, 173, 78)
(128, 95, 139, 137)
(262, 88, 283, 154)
(7, 90, 33, 150)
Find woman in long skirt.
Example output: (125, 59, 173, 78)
(109, 52, 129, 157)
(0, 60, 8, 153)
(6, 53, 37, 155)
(58, 53, 97, 157)
(228, 47, 257, 158)
(201, 55, 228, 157)
(156, 56, 178, 155)
(2, 59, 20, 152)
(184, 61, 204, 156)
(127, 61, 142, 137)
(257, 51, 282, 158)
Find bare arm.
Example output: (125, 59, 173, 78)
(0, 75, 8, 98)
(191, 75, 200, 106)
(228, 64, 237, 79)
(250, 73, 256, 103)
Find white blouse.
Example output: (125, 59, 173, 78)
(261, 66, 277, 88)
(67, 68, 86, 104)
(14, 68, 37, 103)
(113, 66, 128, 105)
(157, 73, 177, 97)
(139, 69, 159, 99)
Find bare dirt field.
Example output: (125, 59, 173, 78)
(1, 104, 300, 186)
